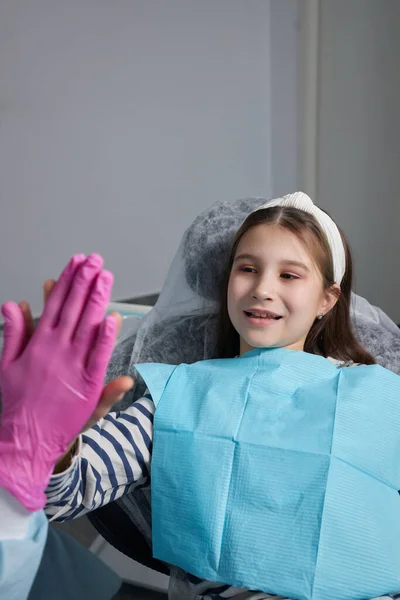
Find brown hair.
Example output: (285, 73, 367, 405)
(215, 206, 375, 365)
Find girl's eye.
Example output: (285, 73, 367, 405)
(241, 266, 257, 273)
(280, 273, 299, 280)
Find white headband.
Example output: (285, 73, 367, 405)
(255, 191, 346, 284)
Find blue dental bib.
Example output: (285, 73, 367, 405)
(136, 348, 400, 600)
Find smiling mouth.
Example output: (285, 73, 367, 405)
(244, 311, 282, 320)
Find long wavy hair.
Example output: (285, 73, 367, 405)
(215, 206, 375, 365)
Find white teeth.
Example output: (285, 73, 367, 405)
(247, 311, 279, 319)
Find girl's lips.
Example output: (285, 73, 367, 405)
(245, 309, 282, 319)
(243, 311, 282, 326)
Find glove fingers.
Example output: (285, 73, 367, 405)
(38, 254, 86, 330)
(57, 254, 104, 339)
(86, 314, 117, 379)
(1, 302, 26, 365)
(72, 270, 114, 355)
(18, 301, 35, 341)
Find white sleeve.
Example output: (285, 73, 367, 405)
(0, 488, 48, 600)
(0, 487, 33, 540)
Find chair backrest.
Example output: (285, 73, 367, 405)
(95, 196, 400, 573)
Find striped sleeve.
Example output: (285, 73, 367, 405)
(45, 391, 155, 522)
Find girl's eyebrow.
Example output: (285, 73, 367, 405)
(233, 253, 258, 263)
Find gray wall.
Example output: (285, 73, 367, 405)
(0, 0, 299, 314)
(1, 1, 398, 321)
(317, 0, 400, 320)
(270, 0, 300, 196)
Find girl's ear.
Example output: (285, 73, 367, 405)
(319, 284, 340, 317)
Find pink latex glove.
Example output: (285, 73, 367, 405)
(0, 253, 118, 511)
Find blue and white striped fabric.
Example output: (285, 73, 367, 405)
(45, 393, 154, 522)
(45, 385, 400, 600)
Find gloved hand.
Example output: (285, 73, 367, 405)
(0, 254, 118, 511)
(40, 278, 133, 435)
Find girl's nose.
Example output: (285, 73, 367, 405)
(252, 278, 275, 301)
(252, 289, 274, 301)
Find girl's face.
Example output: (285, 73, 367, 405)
(227, 223, 338, 355)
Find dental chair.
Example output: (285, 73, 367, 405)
(87, 196, 400, 576)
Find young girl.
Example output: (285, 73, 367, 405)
(44, 192, 397, 600)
